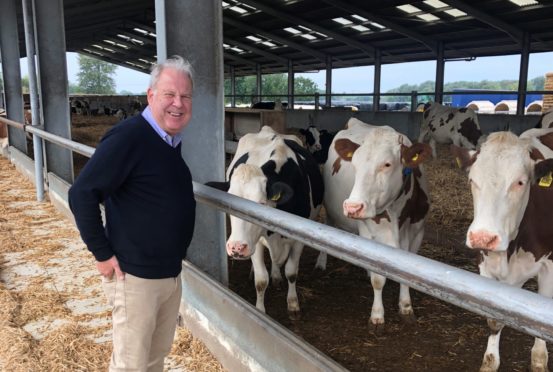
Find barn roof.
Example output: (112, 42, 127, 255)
(14, 0, 553, 77)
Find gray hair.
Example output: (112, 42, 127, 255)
(149, 55, 194, 90)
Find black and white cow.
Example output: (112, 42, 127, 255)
(452, 128, 553, 372)
(418, 102, 484, 158)
(207, 125, 324, 319)
(70, 98, 90, 116)
(320, 117, 432, 329)
(287, 126, 336, 165)
(251, 101, 288, 110)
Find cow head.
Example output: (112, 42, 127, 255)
(224, 163, 293, 259)
(338, 128, 431, 219)
(451, 132, 553, 252)
(300, 126, 322, 153)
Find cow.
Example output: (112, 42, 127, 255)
(537, 106, 553, 128)
(207, 125, 324, 319)
(114, 108, 127, 121)
(320, 117, 432, 330)
(129, 99, 144, 116)
(451, 128, 553, 372)
(70, 98, 90, 116)
(286, 126, 336, 165)
(251, 101, 288, 110)
(418, 102, 484, 158)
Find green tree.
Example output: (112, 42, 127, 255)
(21, 76, 29, 94)
(77, 55, 117, 94)
(224, 73, 320, 105)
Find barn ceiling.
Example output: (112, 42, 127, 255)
(14, 0, 553, 77)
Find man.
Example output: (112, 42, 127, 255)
(68, 55, 196, 371)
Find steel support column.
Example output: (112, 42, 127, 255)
(163, 0, 227, 283)
(256, 63, 262, 103)
(230, 65, 236, 108)
(0, 0, 27, 153)
(517, 32, 530, 116)
(288, 59, 294, 109)
(154, 0, 167, 62)
(34, 0, 73, 183)
(22, 0, 45, 201)
(373, 49, 381, 112)
(435, 42, 445, 104)
(326, 56, 332, 107)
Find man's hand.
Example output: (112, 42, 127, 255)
(97, 256, 125, 280)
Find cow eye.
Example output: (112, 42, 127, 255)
(385, 162, 391, 167)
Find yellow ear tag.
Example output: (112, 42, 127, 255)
(346, 151, 353, 159)
(538, 172, 553, 188)
(411, 153, 419, 162)
(456, 157, 462, 169)
(271, 192, 281, 201)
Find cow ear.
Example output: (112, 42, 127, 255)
(450, 144, 478, 171)
(401, 143, 432, 167)
(268, 181, 294, 206)
(334, 138, 360, 161)
(534, 158, 553, 187)
(299, 128, 307, 135)
(205, 181, 230, 192)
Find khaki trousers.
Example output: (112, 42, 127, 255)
(102, 273, 182, 372)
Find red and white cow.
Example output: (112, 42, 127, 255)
(538, 106, 553, 128)
(321, 117, 432, 329)
(419, 102, 484, 158)
(452, 128, 553, 372)
(207, 126, 324, 319)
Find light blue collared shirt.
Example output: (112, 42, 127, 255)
(141, 106, 183, 148)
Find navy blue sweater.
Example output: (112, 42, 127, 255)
(68, 115, 196, 279)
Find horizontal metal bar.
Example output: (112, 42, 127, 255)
(0, 117, 95, 157)
(195, 182, 553, 343)
(5, 114, 553, 344)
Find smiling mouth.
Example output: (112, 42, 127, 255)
(168, 111, 183, 117)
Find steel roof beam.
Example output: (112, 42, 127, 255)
(440, 0, 524, 44)
(237, 0, 376, 56)
(223, 16, 327, 61)
(318, 0, 438, 53)
(224, 37, 289, 65)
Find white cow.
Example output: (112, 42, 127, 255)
(451, 128, 553, 372)
(207, 126, 324, 319)
(321, 118, 432, 330)
(419, 102, 484, 158)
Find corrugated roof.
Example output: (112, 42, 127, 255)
(14, 0, 553, 76)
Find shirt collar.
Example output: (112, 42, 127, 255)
(141, 106, 182, 148)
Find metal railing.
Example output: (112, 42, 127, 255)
(3, 116, 553, 345)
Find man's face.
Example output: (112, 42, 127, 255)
(147, 68, 193, 136)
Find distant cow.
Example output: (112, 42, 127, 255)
(451, 128, 553, 372)
(207, 126, 323, 319)
(418, 102, 483, 158)
(129, 99, 144, 116)
(321, 117, 431, 329)
(537, 106, 553, 128)
(286, 126, 336, 165)
(251, 101, 288, 110)
(70, 99, 90, 116)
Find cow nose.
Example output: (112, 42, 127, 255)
(314, 144, 322, 150)
(468, 230, 500, 250)
(226, 241, 250, 258)
(343, 201, 365, 218)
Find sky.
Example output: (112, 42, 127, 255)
(19, 50, 553, 94)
